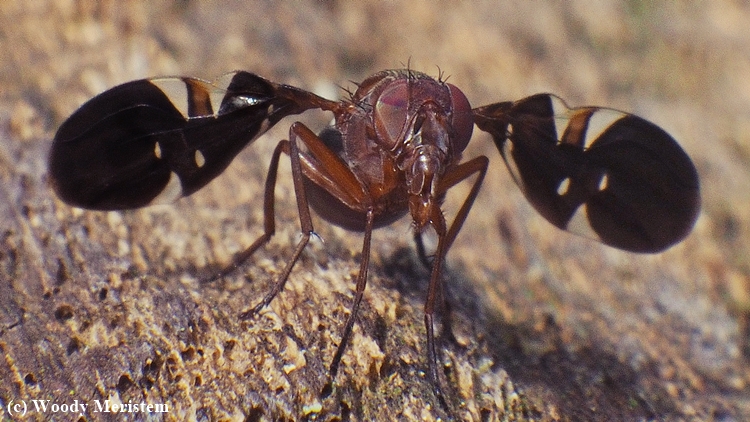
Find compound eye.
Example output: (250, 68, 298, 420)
(374, 80, 409, 148)
(447, 83, 474, 153)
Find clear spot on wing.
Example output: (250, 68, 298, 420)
(149, 171, 183, 205)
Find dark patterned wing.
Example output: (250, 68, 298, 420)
(49, 71, 337, 210)
(473, 94, 700, 253)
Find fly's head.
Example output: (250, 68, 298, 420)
(368, 70, 474, 230)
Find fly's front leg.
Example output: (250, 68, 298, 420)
(236, 120, 378, 387)
(329, 208, 374, 378)
(422, 155, 489, 317)
(267, 123, 375, 383)
(239, 123, 318, 319)
(423, 155, 489, 403)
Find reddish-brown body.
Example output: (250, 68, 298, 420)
(250, 70, 489, 404)
(302, 69, 475, 233)
(49, 66, 699, 411)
